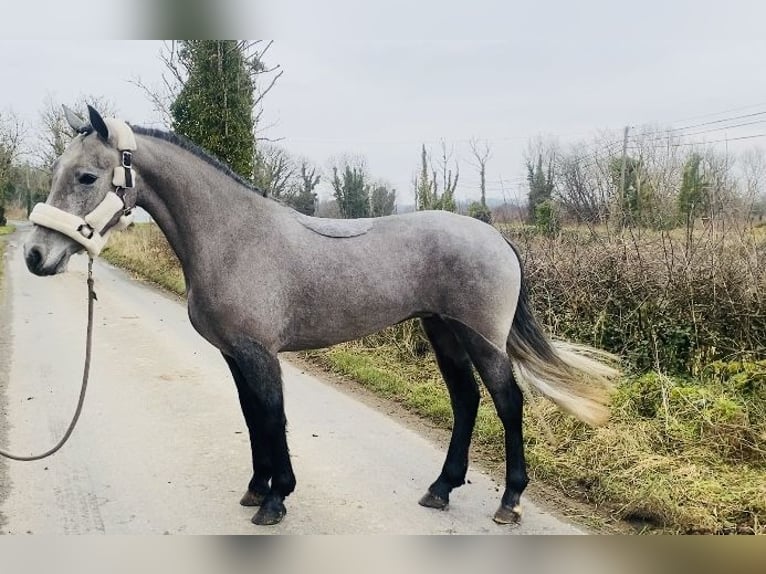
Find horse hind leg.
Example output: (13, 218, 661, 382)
(418, 317, 481, 511)
(446, 319, 528, 525)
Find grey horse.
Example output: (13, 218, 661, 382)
(24, 106, 617, 527)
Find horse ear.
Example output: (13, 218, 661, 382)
(87, 105, 109, 141)
(62, 105, 90, 134)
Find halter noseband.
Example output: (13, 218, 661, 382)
(29, 118, 138, 257)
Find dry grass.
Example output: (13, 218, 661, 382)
(3, 205, 26, 220)
(0, 226, 13, 286)
(0, 232, 7, 284)
(102, 223, 185, 296)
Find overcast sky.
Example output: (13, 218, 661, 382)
(3, 1, 766, 204)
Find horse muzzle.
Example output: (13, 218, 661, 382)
(24, 227, 79, 276)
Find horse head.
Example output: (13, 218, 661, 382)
(25, 105, 135, 275)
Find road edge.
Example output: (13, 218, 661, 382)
(0, 228, 16, 532)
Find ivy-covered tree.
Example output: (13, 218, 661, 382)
(170, 41, 256, 180)
(0, 180, 12, 225)
(608, 155, 654, 227)
(370, 184, 396, 217)
(415, 145, 434, 210)
(414, 143, 457, 211)
(678, 153, 708, 222)
(526, 154, 554, 223)
(332, 161, 370, 218)
(289, 161, 320, 216)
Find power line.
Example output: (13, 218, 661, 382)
(668, 132, 766, 147)
(628, 132, 766, 151)
(637, 109, 766, 139)
(636, 118, 766, 142)
(642, 100, 766, 129)
(664, 110, 766, 133)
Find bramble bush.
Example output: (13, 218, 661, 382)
(504, 222, 766, 375)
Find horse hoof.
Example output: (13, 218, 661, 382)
(418, 491, 449, 510)
(252, 499, 286, 525)
(493, 504, 522, 525)
(240, 490, 266, 507)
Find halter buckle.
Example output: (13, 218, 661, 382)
(77, 223, 95, 239)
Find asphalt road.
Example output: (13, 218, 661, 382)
(0, 225, 582, 534)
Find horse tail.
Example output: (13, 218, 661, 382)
(504, 238, 619, 427)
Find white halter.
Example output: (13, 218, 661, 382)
(29, 118, 138, 257)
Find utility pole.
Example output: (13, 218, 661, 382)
(618, 125, 630, 229)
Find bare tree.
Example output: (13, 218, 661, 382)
(0, 110, 25, 223)
(551, 136, 622, 225)
(245, 40, 284, 141)
(700, 148, 737, 223)
(37, 94, 117, 169)
(288, 160, 321, 215)
(434, 140, 460, 207)
(0, 110, 23, 181)
(629, 127, 685, 229)
(253, 143, 295, 198)
(296, 159, 321, 196)
(554, 147, 604, 223)
(469, 138, 492, 207)
(738, 148, 766, 222)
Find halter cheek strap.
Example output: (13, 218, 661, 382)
(29, 119, 137, 257)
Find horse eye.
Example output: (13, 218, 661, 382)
(78, 173, 98, 185)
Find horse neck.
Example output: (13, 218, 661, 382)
(131, 134, 269, 278)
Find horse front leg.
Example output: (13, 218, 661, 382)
(223, 343, 296, 525)
(223, 353, 273, 507)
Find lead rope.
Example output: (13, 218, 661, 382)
(0, 257, 96, 461)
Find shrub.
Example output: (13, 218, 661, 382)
(504, 222, 766, 374)
(534, 199, 559, 237)
(467, 201, 492, 224)
(360, 320, 431, 359)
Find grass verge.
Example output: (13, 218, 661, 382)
(101, 223, 185, 296)
(307, 342, 766, 534)
(102, 223, 766, 534)
(0, 225, 13, 284)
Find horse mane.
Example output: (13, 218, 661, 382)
(130, 125, 266, 197)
